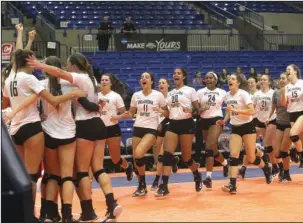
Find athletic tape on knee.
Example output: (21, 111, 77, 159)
(229, 157, 239, 166)
(30, 174, 38, 183)
(93, 169, 105, 182)
(60, 176, 73, 186)
(290, 135, 300, 143)
(77, 172, 89, 183)
(252, 157, 262, 166)
(184, 158, 194, 167)
(48, 174, 61, 185)
(163, 151, 174, 166)
(135, 157, 146, 167)
(205, 150, 214, 158)
(280, 151, 289, 158)
(264, 146, 273, 153)
(158, 154, 164, 163)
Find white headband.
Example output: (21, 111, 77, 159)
(208, 72, 218, 80)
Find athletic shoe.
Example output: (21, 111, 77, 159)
(155, 184, 169, 197)
(272, 164, 279, 178)
(151, 180, 159, 191)
(78, 210, 98, 222)
(172, 156, 179, 173)
(221, 183, 237, 194)
(280, 173, 292, 182)
(299, 159, 303, 168)
(238, 166, 247, 179)
(101, 203, 122, 223)
(132, 183, 147, 197)
(125, 162, 133, 181)
(62, 216, 79, 222)
(202, 176, 212, 189)
(290, 148, 299, 163)
(263, 162, 273, 184)
(194, 171, 202, 192)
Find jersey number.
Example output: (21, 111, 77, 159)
(292, 91, 298, 98)
(172, 95, 178, 103)
(208, 95, 215, 103)
(261, 100, 267, 108)
(10, 81, 18, 97)
(143, 104, 148, 112)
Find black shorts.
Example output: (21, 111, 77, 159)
(133, 127, 158, 138)
(200, 117, 222, 131)
(106, 124, 122, 139)
(255, 119, 276, 128)
(44, 132, 76, 150)
(76, 117, 107, 141)
(11, 121, 43, 146)
(252, 118, 258, 127)
(167, 118, 196, 135)
(231, 121, 256, 137)
(289, 110, 303, 123)
(276, 123, 291, 131)
(158, 124, 168, 138)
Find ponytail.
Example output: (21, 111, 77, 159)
(87, 64, 98, 93)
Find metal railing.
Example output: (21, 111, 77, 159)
(236, 3, 265, 30)
(78, 33, 303, 52)
(2, 2, 24, 28)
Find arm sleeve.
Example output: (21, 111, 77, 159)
(27, 76, 45, 94)
(77, 97, 99, 112)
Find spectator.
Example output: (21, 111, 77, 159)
(219, 68, 230, 87)
(256, 73, 262, 89)
(192, 69, 204, 86)
(236, 66, 242, 75)
(121, 16, 136, 34)
(96, 16, 113, 51)
(264, 68, 270, 75)
(249, 67, 257, 78)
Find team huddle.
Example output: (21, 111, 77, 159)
(2, 24, 303, 223)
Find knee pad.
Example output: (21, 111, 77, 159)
(114, 158, 123, 167)
(163, 151, 174, 166)
(184, 158, 194, 167)
(48, 174, 61, 185)
(264, 146, 273, 153)
(280, 151, 289, 158)
(205, 150, 214, 158)
(77, 172, 89, 183)
(72, 178, 79, 188)
(252, 157, 262, 166)
(41, 174, 49, 185)
(290, 135, 300, 143)
(158, 154, 164, 163)
(135, 157, 146, 167)
(275, 151, 282, 159)
(60, 176, 73, 186)
(30, 174, 38, 183)
(229, 157, 239, 166)
(93, 169, 105, 182)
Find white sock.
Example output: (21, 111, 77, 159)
(206, 171, 212, 178)
(222, 159, 228, 166)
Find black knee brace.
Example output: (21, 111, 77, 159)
(114, 158, 123, 167)
(158, 154, 164, 163)
(93, 169, 105, 182)
(264, 146, 273, 153)
(183, 158, 194, 167)
(135, 157, 146, 167)
(48, 174, 61, 185)
(229, 157, 239, 166)
(252, 157, 262, 165)
(163, 151, 174, 166)
(72, 178, 79, 188)
(41, 173, 49, 185)
(205, 150, 214, 158)
(290, 135, 300, 143)
(275, 151, 282, 159)
(77, 172, 89, 183)
(280, 151, 289, 158)
(30, 174, 38, 183)
(60, 176, 73, 186)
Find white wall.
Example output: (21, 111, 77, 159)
(260, 13, 303, 34)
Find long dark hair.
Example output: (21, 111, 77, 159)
(145, 72, 155, 89)
(174, 67, 188, 85)
(14, 49, 34, 72)
(101, 73, 127, 98)
(45, 56, 62, 96)
(289, 64, 301, 79)
(68, 52, 97, 93)
(159, 78, 172, 91)
(234, 73, 248, 92)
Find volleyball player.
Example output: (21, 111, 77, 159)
(26, 53, 122, 222)
(151, 78, 179, 191)
(111, 72, 167, 196)
(217, 73, 272, 194)
(269, 73, 292, 182)
(2, 49, 86, 222)
(197, 72, 229, 189)
(281, 64, 303, 168)
(156, 68, 202, 196)
(98, 73, 134, 181)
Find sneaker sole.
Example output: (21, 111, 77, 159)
(150, 187, 158, 191)
(113, 205, 122, 218)
(154, 192, 169, 197)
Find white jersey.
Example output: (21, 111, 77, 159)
(98, 91, 125, 127)
(40, 79, 77, 139)
(71, 73, 100, 121)
(254, 89, 277, 123)
(3, 72, 44, 135)
(130, 90, 166, 130)
(167, 86, 198, 120)
(158, 95, 169, 124)
(250, 91, 258, 119)
(285, 79, 303, 113)
(225, 89, 253, 126)
(197, 87, 226, 119)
